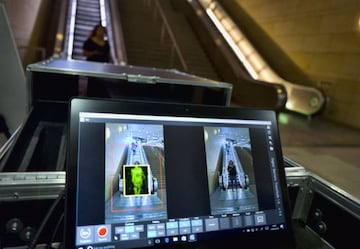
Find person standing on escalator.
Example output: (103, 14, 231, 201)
(83, 24, 111, 63)
(228, 160, 237, 189)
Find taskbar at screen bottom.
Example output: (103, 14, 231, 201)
(75, 219, 287, 249)
(76, 224, 288, 249)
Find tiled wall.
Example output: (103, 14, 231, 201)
(235, 0, 360, 129)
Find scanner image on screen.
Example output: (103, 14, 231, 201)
(204, 127, 258, 215)
(105, 123, 167, 224)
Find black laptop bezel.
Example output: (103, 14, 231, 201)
(64, 97, 296, 249)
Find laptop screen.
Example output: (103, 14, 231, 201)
(65, 97, 295, 249)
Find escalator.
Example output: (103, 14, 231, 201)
(177, 0, 326, 116)
(114, 0, 286, 111)
(71, 0, 102, 60)
(221, 142, 249, 191)
(63, 0, 107, 61)
(59, 0, 322, 114)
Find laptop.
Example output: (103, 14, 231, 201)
(64, 97, 296, 249)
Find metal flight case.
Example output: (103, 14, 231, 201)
(1, 58, 359, 248)
(0, 58, 233, 248)
(284, 157, 360, 249)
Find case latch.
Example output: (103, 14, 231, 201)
(126, 74, 159, 84)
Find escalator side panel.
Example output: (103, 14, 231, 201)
(170, 0, 287, 110)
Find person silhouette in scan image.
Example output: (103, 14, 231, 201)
(83, 24, 111, 63)
(125, 161, 148, 196)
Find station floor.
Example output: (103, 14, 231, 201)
(277, 111, 360, 201)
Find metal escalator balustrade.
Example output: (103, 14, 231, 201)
(118, 0, 221, 81)
(197, 0, 326, 116)
(117, 0, 189, 72)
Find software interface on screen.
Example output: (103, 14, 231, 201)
(75, 112, 287, 248)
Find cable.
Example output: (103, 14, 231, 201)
(27, 189, 65, 249)
(46, 213, 64, 249)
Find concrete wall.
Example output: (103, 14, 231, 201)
(0, 0, 61, 142)
(0, 0, 43, 64)
(0, 0, 61, 67)
(233, 0, 360, 129)
(0, 3, 27, 136)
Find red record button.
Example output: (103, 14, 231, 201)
(97, 226, 108, 237)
